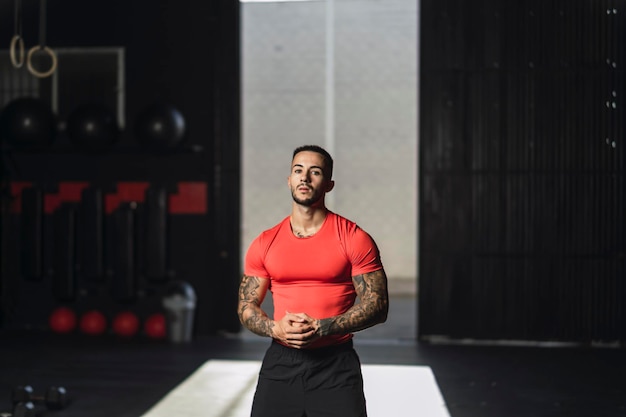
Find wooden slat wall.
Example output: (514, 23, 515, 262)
(419, 0, 625, 343)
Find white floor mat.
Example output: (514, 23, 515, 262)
(141, 360, 450, 417)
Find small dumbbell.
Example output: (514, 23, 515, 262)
(1, 402, 38, 417)
(12, 385, 69, 411)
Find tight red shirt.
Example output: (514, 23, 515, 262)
(244, 211, 383, 348)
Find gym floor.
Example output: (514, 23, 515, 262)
(1, 294, 625, 417)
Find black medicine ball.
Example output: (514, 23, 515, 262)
(134, 104, 186, 149)
(0, 97, 57, 147)
(66, 103, 120, 151)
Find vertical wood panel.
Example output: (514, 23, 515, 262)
(419, 0, 625, 343)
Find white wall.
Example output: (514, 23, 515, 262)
(241, 0, 418, 289)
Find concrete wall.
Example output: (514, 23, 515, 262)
(241, 0, 418, 291)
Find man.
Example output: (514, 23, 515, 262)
(238, 144, 389, 417)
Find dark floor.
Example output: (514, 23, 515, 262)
(1, 294, 626, 417)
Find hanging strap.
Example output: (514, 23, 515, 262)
(27, 0, 57, 78)
(9, 0, 25, 68)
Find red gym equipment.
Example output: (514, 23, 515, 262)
(144, 313, 167, 339)
(48, 307, 77, 334)
(79, 310, 107, 335)
(112, 311, 140, 337)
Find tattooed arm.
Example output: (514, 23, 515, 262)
(237, 275, 273, 337)
(238, 275, 316, 346)
(289, 269, 389, 347)
(317, 269, 389, 337)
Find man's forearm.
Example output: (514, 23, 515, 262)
(240, 305, 275, 337)
(238, 275, 275, 337)
(318, 270, 389, 337)
(317, 298, 387, 336)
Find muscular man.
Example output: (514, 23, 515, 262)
(238, 144, 389, 417)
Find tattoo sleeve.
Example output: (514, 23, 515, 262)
(237, 275, 274, 337)
(318, 269, 389, 337)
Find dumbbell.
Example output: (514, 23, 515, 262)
(1, 402, 38, 417)
(12, 385, 69, 411)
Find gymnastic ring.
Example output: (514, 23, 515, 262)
(26, 45, 57, 78)
(9, 34, 25, 68)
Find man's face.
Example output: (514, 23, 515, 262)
(288, 151, 334, 206)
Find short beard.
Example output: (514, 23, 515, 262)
(291, 190, 321, 207)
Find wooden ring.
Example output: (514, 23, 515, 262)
(9, 35, 25, 68)
(26, 45, 57, 78)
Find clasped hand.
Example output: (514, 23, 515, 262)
(273, 311, 320, 349)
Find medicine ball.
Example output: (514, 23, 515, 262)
(79, 310, 108, 336)
(134, 104, 186, 149)
(49, 306, 77, 334)
(0, 97, 57, 147)
(66, 103, 120, 151)
(144, 313, 167, 339)
(112, 311, 140, 337)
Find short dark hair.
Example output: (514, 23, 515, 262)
(292, 145, 334, 179)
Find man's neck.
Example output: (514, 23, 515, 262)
(290, 204, 328, 236)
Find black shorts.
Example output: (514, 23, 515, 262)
(251, 339, 367, 417)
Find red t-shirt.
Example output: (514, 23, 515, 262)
(244, 211, 383, 348)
